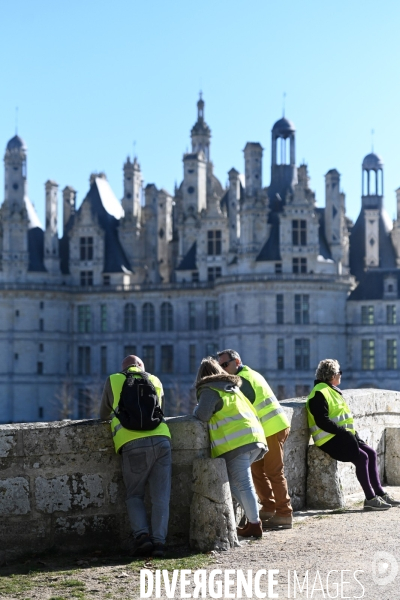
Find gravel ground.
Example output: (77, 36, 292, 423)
(1, 488, 399, 600)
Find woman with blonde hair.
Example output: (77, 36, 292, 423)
(307, 358, 399, 510)
(193, 357, 268, 538)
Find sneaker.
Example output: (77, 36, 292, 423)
(363, 496, 391, 511)
(259, 510, 276, 523)
(263, 515, 293, 529)
(152, 543, 167, 558)
(237, 520, 263, 538)
(130, 533, 153, 556)
(380, 492, 400, 507)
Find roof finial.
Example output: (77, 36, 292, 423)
(282, 92, 286, 117)
(15, 106, 18, 135)
(371, 128, 374, 152)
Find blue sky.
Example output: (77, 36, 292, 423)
(1, 0, 399, 231)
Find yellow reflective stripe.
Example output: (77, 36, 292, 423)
(210, 427, 262, 449)
(256, 396, 275, 410)
(209, 412, 257, 430)
(260, 407, 283, 423)
(314, 430, 331, 442)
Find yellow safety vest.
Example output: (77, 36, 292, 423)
(206, 384, 266, 458)
(110, 366, 170, 453)
(239, 365, 290, 437)
(306, 382, 355, 447)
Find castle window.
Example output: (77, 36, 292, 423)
(80, 237, 93, 261)
(100, 346, 107, 375)
(103, 275, 110, 286)
(295, 339, 310, 370)
(276, 294, 284, 324)
(100, 305, 107, 332)
(277, 385, 286, 400)
(124, 345, 136, 357)
(188, 302, 196, 330)
(40, 302, 44, 310)
(386, 305, 397, 325)
(80, 271, 93, 286)
(187, 186, 195, 194)
(295, 295, 310, 324)
(292, 258, 307, 274)
(143, 303, 155, 332)
(39, 343, 44, 352)
(161, 345, 174, 373)
(124, 303, 137, 332)
(78, 389, 91, 419)
(295, 384, 311, 396)
(207, 267, 222, 282)
(361, 306, 374, 325)
(277, 339, 284, 370)
(207, 230, 222, 255)
(39, 318, 44, 331)
(361, 339, 375, 370)
(15, 310, 19, 317)
(275, 262, 282, 274)
(78, 346, 91, 375)
(38, 407, 44, 419)
(37, 362, 43, 375)
(189, 344, 196, 373)
(205, 342, 218, 357)
(191, 271, 199, 283)
(387, 340, 397, 370)
(206, 301, 219, 330)
(143, 345, 155, 372)
(78, 305, 91, 333)
(292, 220, 307, 246)
(160, 302, 174, 331)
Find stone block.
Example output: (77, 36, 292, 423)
(0, 516, 51, 560)
(190, 458, 238, 552)
(35, 473, 104, 514)
(306, 445, 344, 509)
(0, 476, 31, 515)
(0, 427, 19, 458)
(385, 428, 400, 485)
(54, 514, 122, 553)
(168, 416, 209, 450)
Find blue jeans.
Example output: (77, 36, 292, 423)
(121, 436, 171, 544)
(225, 448, 261, 523)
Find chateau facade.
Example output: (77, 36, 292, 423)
(1, 97, 399, 423)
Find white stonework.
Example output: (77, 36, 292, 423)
(0, 98, 400, 424)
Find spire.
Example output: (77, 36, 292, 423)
(191, 93, 211, 160)
(197, 91, 204, 120)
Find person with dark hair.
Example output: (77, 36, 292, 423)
(217, 349, 293, 529)
(100, 355, 171, 556)
(307, 358, 399, 510)
(193, 357, 267, 538)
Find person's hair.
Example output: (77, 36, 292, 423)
(216, 349, 241, 361)
(195, 357, 225, 386)
(315, 359, 340, 383)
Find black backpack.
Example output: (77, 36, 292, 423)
(113, 370, 164, 431)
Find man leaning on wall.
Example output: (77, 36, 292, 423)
(100, 354, 172, 557)
(217, 349, 293, 529)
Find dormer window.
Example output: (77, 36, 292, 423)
(80, 237, 93, 261)
(292, 220, 307, 246)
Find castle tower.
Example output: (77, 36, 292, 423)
(243, 143, 263, 197)
(44, 180, 60, 274)
(324, 169, 348, 266)
(62, 186, 76, 233)
(268, 117, 297, 207)
(228, 168, 241, 251)
(2, 136, 30, 277)
(122, 156, 142, 220)
(362, 153, 383, 268)
(191, 93, 211, 161)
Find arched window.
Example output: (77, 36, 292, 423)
(160, 302, 173, 331)
(124, 303, 137, 332)
(143, 303, 155, 332)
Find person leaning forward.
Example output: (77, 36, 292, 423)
(100, 354, 172, 557)
(217, 349, 293, 529)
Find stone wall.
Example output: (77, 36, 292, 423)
(1, 389, 400, 560)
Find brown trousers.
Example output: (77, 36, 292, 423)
(251, 427, 292, 516)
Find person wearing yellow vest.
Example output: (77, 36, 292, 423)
(217, 349, 293, 530)
(100, 354, 171, 556)
(193, 357, 268, 538)
(307, 358, 399, 510)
